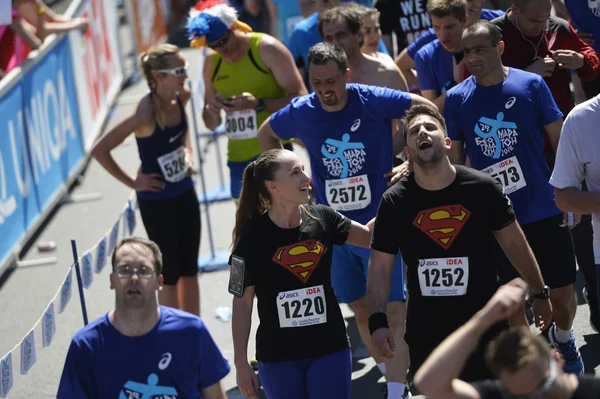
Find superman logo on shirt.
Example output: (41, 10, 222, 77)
(272, 240, 325, 283)
(413, 205, 471, 249)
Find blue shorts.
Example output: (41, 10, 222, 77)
(227, 145, 295, 200)
(331, 243, 406, 303)
(227, 158, 255, 200)
(258, 348, 352, 399)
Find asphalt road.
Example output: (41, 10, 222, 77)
(0, 26, 598, 399)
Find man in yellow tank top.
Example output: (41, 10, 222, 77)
(189, 1, 308, 200)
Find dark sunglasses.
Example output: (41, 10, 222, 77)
(208, 31, 231, 49)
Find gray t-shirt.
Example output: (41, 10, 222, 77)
(550, 94, 600, 264)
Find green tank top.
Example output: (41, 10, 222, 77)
(212, 32, 291, 162)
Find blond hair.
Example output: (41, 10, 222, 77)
(140, 43, 180, 128)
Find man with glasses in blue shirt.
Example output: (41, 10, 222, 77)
(57, 237, 231, 399)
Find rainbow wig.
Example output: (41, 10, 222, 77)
(187, 0, 253, 49)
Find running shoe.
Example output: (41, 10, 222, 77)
(548, 324, 584, 376)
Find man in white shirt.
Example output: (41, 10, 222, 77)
(550, 94, 600, 333)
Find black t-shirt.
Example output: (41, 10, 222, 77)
(375, 0, 431, 52)
(473, 376, 600, 398)
(230, 205, 352, 362)
(371, 166, 515, 346)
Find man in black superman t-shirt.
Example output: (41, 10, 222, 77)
(367, 104, 552, 384)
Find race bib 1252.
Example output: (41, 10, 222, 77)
(418, 257, 469, 296)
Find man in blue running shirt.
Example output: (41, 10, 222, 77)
(57, 237, 230, 398)
(258, 42, 434, 399)
(444, 20, 584, 376)
(289, 0, 387, 89)
(396, 0, 504, 91)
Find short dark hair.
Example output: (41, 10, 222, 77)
(401, 104, 447, 144)
(485, 326, 551, 376)
(111, 237, 163, 275)
(427, 0, 467, 21)
(514, 0, 551, 12)
(462, 20, 503, 46)
(307, 42, 348, 74)
(318, 5, 364, 47)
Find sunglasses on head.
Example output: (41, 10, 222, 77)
(207, 31, 231, 49)
(157, 63, 189, 76)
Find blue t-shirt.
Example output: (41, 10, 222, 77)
(444, 68, 563, 224)
(271, 0, 303, 46)
(57, 306, 231, 398)
(414, 39, 453, 94)
(270, 84, 412, 224)
(565, 0, 600, 53)
(290, 5, 387, 70)
(407, 9, 505, 59)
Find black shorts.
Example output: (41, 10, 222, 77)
(137, 189, 201, 285)
(407, 320, 508, 384)
(496, 214, 577, 289)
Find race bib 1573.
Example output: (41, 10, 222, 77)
(481, 156, 526, 195)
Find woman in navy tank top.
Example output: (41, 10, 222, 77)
(91, 44, 202, 316)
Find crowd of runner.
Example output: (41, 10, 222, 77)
(55, 0, 600, 397)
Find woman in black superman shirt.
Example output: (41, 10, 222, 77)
(228, 149, 374, 399)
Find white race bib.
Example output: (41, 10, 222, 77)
(418, 257, 469, 296)
(481, 156, 527, 195)
(157, 147, 188, 183)
(325, 174, 371, 211)
(277, 285, 327, 328)
(286, 15, 304, 37)
(226, 109, 258, 140)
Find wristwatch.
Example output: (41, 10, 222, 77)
(255, 98, 265, 113)
(530, 285, 550, 300)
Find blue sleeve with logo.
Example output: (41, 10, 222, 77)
(197, 319, 231, 389)
(444, 88, 464, 141)
(57, 339, 96, 399)
(533, 76, 563, 126)
(414, 45, 439, 92)
(368, 86, 412, 120)
(407, 29, 436, 59)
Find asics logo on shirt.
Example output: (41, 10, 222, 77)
(413, 205, 472, 249)
(169, 131, 185, 144)
(505, 97, 516, 109)
(474, 112, 518, 159)
(350, 119, 361, 131)
(158, 353, 172, 370)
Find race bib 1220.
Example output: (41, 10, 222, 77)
(277, 285, 327, 328)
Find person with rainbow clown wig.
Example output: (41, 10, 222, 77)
(189, 0, 308, 202)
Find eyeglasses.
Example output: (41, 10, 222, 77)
(207, 31, 231, 49)
(115, 265, 156, 279)
(157, 63, 189, 76)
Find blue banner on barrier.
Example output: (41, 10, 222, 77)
(0, 36, 85, 266)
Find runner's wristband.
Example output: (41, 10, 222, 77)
(368, 312, 389, 335)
